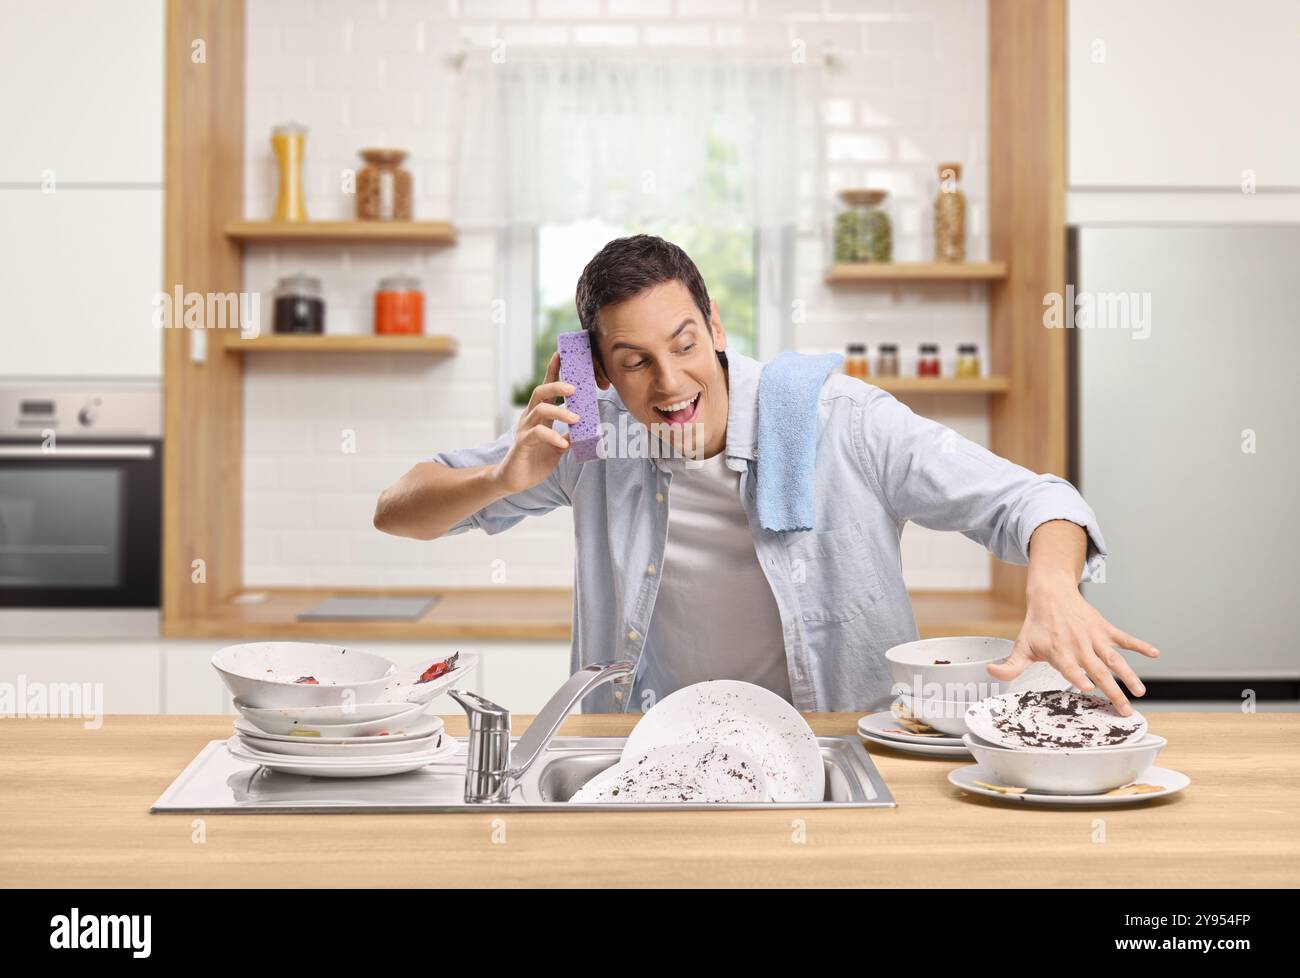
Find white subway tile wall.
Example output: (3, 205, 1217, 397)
(243, 0, 992, 591)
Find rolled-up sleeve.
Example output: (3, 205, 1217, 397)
(854, 389, 1107, 582)
(425, 426, 573, 537)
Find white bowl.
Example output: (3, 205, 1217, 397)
(962, 732, 1167, 795)
(212, 642, 396, 708)
(886, 636, 1013, 702)
(232, 698, 425, 736)
(901, 695, 971, 736)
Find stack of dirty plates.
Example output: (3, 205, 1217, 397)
(858, 638, 1074, 758)
(213, 642, 468, 778)
(228, 700, 455, 778)
(856, 708, 969, 757)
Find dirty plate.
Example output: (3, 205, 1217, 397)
(948, 764, 1189, 806)
(623, 680, 824, 802)
(375, 651, 480, 705)
(858, 711, 963, 746)
(570, 742, 769, 804)
(966, 689, 1147, 751)
(233, 714, 442, 746)
(234, 698, 428, 737)
(227, 734, 456, 778)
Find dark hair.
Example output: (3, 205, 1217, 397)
(574, 234, 714, 369)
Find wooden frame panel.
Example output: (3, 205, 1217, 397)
(161, 0, 246, 632)
(988, 0, 1068, 602)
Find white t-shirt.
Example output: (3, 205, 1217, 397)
(632, 450, 793, 708)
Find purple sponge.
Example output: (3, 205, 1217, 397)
(557, 330, 603, 463)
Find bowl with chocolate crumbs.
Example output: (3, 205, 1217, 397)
(886, 636, 1014, 702)
(962, 732, 1167, 794)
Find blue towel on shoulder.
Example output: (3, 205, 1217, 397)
(756, 350, 844, 532)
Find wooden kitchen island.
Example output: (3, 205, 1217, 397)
(1, 713, 1296, 888)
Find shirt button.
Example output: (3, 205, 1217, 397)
(628, 629, 638, 642)
(655, 492, 664, 503)
(646, 563, 655, 575)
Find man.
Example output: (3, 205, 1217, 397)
(374, 235, 1158, 715)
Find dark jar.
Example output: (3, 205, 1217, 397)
(272, 274, 325, 334)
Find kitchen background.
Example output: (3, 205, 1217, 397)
(1, 0, 1296, 715)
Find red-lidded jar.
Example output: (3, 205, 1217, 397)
(374, 275, 423, 335)
(917, 343, 941, 377)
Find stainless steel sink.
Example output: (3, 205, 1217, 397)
(150, 734, 897, 813)
(155, 650, 896, 815)
(515, 735, 896, 810)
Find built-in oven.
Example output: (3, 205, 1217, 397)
(0, 382, 161, 634)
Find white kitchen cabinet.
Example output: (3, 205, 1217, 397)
(0, 642, 163, 715)
(0, 0, 163, 183)
(1068, 0, 1300, 189)
(0, 189, 163, 377)
(0, 0, 164, 378)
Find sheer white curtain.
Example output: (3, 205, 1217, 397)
(451, 51, 810, 231)
(450, 49, 814, 422)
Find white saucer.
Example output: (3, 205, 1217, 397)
(858, 711, 964, 746)
(859, 726, 972, 757)
(948, 764, 1190, 806)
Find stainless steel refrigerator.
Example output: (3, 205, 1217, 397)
(1071, 225, 1299, 691)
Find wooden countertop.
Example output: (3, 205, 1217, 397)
(163, 587, 1025, 641)
(2, 712, 1295, 888)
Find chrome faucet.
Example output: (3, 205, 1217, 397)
(449, 660, 635, 804)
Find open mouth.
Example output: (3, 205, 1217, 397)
(652, 392, 701, 426)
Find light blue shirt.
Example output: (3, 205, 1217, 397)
(429, 349, 1106, 714)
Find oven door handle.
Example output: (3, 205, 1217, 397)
(0, 444, 156, 459)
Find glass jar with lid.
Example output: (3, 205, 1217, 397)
(374, 275, 424, 335)
(933, 163, 966, 262)
(955, 343, 981, 378)
(876, 343, 900, 378)
(833, 189, 893, 263)
(843, 343, 869, 380)
(272, 274, 325, 334)
(356, 148, 413, 221)
(917, 343, 941, 378)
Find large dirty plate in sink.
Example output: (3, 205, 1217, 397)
(150, 735, 896, 813)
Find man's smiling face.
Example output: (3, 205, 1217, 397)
(590, 279, 729, 460)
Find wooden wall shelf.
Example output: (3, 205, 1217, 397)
(224, 333, 457, 355)
(225, 220, 458, 245)
(825, 261, 1008, 283)
(870, 376, 1009, 394)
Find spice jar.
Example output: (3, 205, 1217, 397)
(933, 163, 966, 262)
(272, 274, 324, 334)
(356, 149, 413, 221)
(833, 189, 893, 263)
(843, 343, 869, 380)
(955, 343, 981, 378)
(917, 343, 941, 378)
(374, 275, 423, 335)
(876, 343, 900, 378)
(271, 123, 308, 222)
